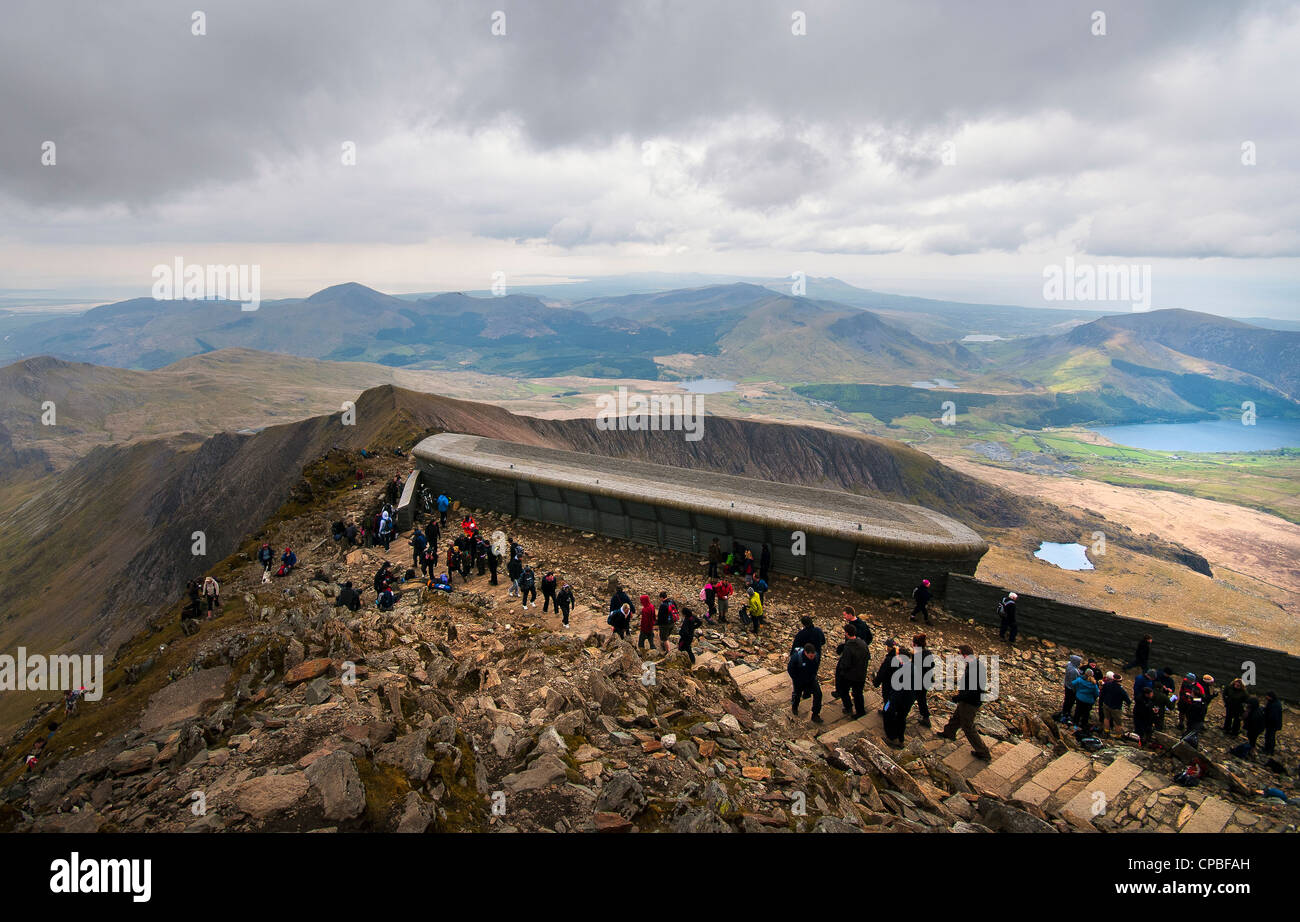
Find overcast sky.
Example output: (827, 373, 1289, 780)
(1, 0, 1297, 317)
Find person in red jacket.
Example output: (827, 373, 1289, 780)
(714, 580, 733, 624)
(637, 594, 657, 652)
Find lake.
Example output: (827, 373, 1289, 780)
(1035, 542, 1094, 570)
(679, 378, 736, 394)
(1091, 419, 1300, 452)
(961, 334, 1006, 343)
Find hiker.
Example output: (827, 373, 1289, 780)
(202, 575, 221, 617)
(459, 541, 474, 581)
(487, 543, 499, 584)
(257, 542, 274, 573)
(872, 638, 901, 710)
(637, 595, 657, 651)
(759, 543, 771, 583)
(373, 561, 394, 595)
(1070, 668, 1100, 732)
(1058, 655, 1082, 722)
(556, 581, 574, 627)
(714, 579, 732, 624)
(377, 585, 395, 611)
(1177, 673, 1205, 733)
(1222, 678, 1248, 736)
(842, 605, 873, 647)
(792, 615, 826, 655)
(750, 575, 769, 604)
(386, 475, 401, 505)
(912, 633, 935, 728)
(1238, 697, 1266, 758)
(701, 581, 717, 622)
(344, 520, 360, 545)
(540, 571, 558, 612)
(331, 519, 347, 542)
(834, 623, 869, 719)
(64, 687, 84, 717)
(678, 607, 701, 664)
(461, 514, 478, 539)
(657, 592, 678, 648)
(1263, 692, 1282, 755)
(410, 527, 427, 569)
(882, 646, 916, 748)
(998, 591, 1018, 643)
(745, 588, 764, 635)
(507, 553, 523, 597)
(787, 644, 823, 723)
(446, 544, 463, 583)
(419, 543, 437, 578)
(437, 492, 450, 525)
(1123, 634, 1153, 673)
(1134, 684, 1158, 746)
(938, 644, 992, 760)
(378, 509, 394, 551)
(519, 565, 536, 608)
(1099, 672, 1131, 737)
(1155, 668, 1177, 730)
(708, 538, 722, 579)
(911, 578, 932, 624)
(609, 602, 632, 639)
(335, 580, 362, 612)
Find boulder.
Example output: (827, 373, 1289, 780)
(594, 770, 647, 819)
(503, 754, 568, 793)
(109, 744, 159, 777)
(377, 730, 434, 783)
(304, 750, 366, 822)
(234, 773, 311, 819)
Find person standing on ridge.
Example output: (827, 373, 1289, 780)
(556, 580, 574, 627)
(1222, 677, 1248, 736)
(540, 570, 558, 613)
(202, 575, 221, 618)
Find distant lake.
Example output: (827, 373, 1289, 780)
(961, 334, 1006, 342)
(680, 378, 735, 394)
(1091, 419, 1300, 452)
(911, 378, 958, 389)
(1035, 542, 1094, 571)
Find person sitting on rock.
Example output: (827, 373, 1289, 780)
(335, 580, 362, 612)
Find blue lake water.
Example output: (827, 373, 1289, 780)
(680, 378, 736, 394)
(1091, 419, 1300, 452)
(961, 334, 1006, 342)
(1035, 542, 1094, 570)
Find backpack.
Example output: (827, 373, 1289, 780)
(607, 611, 619, 627)
(996, 600, 1006, 617)
(699, 588, 708, 602)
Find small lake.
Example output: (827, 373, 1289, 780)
(1035, 542, 1094, 570)
(679, 378, 736, 394)
(911, 378, 958, 389)
(961, 334, 1006, 342)
(1091, 419, 1300, 452)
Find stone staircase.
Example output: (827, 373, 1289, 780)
(719, 658, 1266, 833)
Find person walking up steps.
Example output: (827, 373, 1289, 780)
(834, 623, 869, 719)
(788, 644, 823, 724)
(939, 644, 992, 760)
(656, 592, 678, 650)
(556, 580, 574, 627)
(912, 633, 935, 728)
(910, 578, 932, 623)
(507, 553, 523, 598)
(519, 565, 536, 609)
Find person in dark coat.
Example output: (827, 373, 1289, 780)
(1242, 697, 1266, 757)
(507, 554, 523, 598)
(834, 625, 869, 718)
(1123, 634, 1153, 672)
(540, 571, 558, 612)
(792, 616, 826, 655)
(911, 578, 932, 624)
(911, 633, 935, 728)
(556, 581, 574, 627)
(1133, 685, 1157, 745)
(677, 607, 701, 664)
(759, 544, 772, 583)
(1263, 692, 1283, 754)
(998, 592, 1018, 643)
(707, 539, 722, 579)
(518, 566, 536, 608)
(787, 644, 823, 723)
(1221, 678, 1248, 736)
(872, 639, 901, 714)
(334, 581, 362, 612)
(881, 647, 915, 747)
(939, 644, 992, 760)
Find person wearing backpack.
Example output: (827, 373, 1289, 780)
(519, 566, 537, 609)
(792, 615, 826, 655)
(409, 527, 428, 569)
(637, 595, 657, 651)
(881, 646, 916, 748)
(787, 644, 823, 723)
(997, 592, 1018, 643)
(702, 582, 717, 622)
(257, 542, 274, 573)
(202, 576, 221, 618)
(1058, 655, 1083, 723)
(656, 592, 678, 649)
(540, 571, 558, 612)
(556, 581, 575, 627)
(745, 589, 764, 635)
(506, 553, 523, 597)
(1070, 668, 1100, 732)
(714, 579, 732, 624)
(938, 644, 992, 760)
(911, 578, 932, 624)
(609, 602, 631, 639)
(678, 607, 701, 664)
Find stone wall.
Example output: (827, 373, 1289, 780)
(945, 574, 1300, 701)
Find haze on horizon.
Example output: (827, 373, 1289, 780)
(1, 0, 1298, 320)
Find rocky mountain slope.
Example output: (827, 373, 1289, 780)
(2, 452, 1293, 834)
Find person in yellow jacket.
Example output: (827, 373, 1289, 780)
(746, 589, 764, 636)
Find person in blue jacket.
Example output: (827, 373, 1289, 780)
(436, 493, 450, 525)
(787, 645, 823, 724)
(1070, 668, 1100, 732)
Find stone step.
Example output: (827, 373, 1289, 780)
(742, 672, 789, 698)
(817, 710, 886, 747)
(1012, 751, 1092, 807)
(1059, 757, 1144, 826)
(1180, 795, 1236, 834)
(970, 740, 1046, 797)
(735, 667, 774, 687)
(727, 664, 756, 680)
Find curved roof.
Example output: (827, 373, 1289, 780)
(413, 433, 988, 559)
